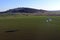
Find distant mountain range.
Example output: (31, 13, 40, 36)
(0, 7, 60, 16)
(0, 7, 47, 13)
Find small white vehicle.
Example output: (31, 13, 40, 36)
(46, 17, 52, 22)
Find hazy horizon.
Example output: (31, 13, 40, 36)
(0, 0, 60, 11)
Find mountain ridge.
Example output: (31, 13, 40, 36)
(0, 7, 47, 13)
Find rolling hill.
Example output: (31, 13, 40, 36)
(0, 7, 47, 13)
(0, 7, 60, 16)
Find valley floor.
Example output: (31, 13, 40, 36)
(0, 16, 60, 40)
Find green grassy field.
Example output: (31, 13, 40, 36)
(0, 16, 60, 40)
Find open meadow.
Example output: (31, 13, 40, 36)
(0, 16, 60, 40)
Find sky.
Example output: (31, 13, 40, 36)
(0, 0, 60, 11)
